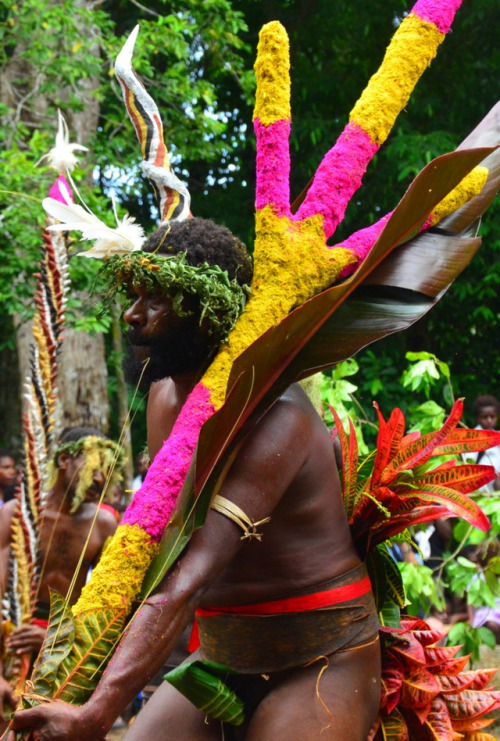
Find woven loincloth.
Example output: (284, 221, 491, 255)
(195, 562, 379, 674)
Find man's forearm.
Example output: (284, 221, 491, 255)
(84, 589, 196, 730)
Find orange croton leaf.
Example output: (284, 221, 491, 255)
(376, 707, 410, 741)
(427, 655, 473, 677)
(444, 690, 500, 720)
(401, 669, 441, 709)
(462, 732, 498, 741)
(466, 669, 498, 691)
(451, 716, 495, 732)
(432, 428, 500, 457)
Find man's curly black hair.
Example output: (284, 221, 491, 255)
(141, 217, 253, 288)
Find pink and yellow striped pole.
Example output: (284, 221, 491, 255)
(296, 0, 463, 238)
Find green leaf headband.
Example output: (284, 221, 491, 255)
(99, 252, 250, 344)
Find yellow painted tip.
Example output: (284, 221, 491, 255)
(253, 21, 291, 126)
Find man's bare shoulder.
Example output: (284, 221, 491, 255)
(227, 382, 328, 488)
(94, 505, 119, 537)
(0, 499, 18, 525)
(260, 383, 324, 438)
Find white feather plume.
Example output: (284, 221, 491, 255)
(37, 110, 88, 173)
(42, 197, 145, 258)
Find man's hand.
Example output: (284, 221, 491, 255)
(0, 676, 17, 721)
(6, 625, 46, 655)
(9, 701, 107, 741)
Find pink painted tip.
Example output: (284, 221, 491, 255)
(411, 0, 462, 34)
(49, 175, 74, 204)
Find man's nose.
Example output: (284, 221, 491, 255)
(123, 299, 145, 327)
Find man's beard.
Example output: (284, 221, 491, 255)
(123, 329, 214, 390)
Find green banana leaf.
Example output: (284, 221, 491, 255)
(164, 659, 245, 726)
(141, 143, 495, 597)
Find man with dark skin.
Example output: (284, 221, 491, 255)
(0, 452, 16, 505)
(10, 219, 381, 740)
(472, 395, 500, 490)
(0, 428, 118, 723)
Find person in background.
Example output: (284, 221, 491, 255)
(471, 395, 500, 490)
(0, 427, 121, 724)
(0, 452, 16, 507)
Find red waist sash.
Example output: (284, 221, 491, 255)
(189, 572, 372, 652)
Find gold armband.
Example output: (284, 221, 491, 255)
(211, 494, 271, 541)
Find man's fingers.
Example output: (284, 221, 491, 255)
(11, 706, 45, 729)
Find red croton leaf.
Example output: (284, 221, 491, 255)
(409, 697, 456, 741)
(425, 650, 470, 674)
(380, 400, 464, 484)
(401, 669, 441, 709)
(409, 623, 443, 646)
(413, 464, 497, 495)
(391, 483, 490, 532)
(444, 690, 500, 720)
(381, 664, 405, 715)
(369, 506, 451, 545)
(372, 403, 406, 487)
(388, 631, 427, 667)
(432, 428, 500, 457)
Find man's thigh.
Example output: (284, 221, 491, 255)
(122, 680, 221, 741)
(245, 637, 381, 741)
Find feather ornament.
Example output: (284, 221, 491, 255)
(42, 197, 145, 258)
(36, 111, 88, 173)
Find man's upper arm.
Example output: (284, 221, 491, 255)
(0, 501, 16, 549)
(216, 393, 311, 522)
(93, 511, 118, 565)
